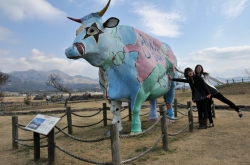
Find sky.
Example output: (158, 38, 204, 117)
(0, 0, 250, 80)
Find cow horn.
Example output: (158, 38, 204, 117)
(98, 0, 111, 17)
(67, 17, 82, 23)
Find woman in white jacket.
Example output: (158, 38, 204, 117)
(176, 65, 243, 127)
(195, 65, 243, 127)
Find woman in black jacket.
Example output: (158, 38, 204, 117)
(169, 67, 211, 129)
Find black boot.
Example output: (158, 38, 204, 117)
(198, 118, 207, 129)
(203, 118, 208, 129)
(198, 118, 203, 129)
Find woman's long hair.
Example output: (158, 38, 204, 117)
(184, 67, 193, 79)
(195, 64, 208, 76)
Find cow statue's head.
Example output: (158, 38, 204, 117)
(65, 0, 120, 68)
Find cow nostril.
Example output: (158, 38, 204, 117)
(66, 48, 74, 57)
(68, 49, 73, 55)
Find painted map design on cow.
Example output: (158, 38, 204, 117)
(124, 28, 175, 83)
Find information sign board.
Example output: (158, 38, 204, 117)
(25, 114, 61, 135)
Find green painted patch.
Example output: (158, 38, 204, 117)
(113, 51, 125, 66)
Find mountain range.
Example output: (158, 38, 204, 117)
(1, 69, 100, 93)
(1, 69, 249, 93)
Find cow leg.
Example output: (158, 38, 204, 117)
(130, 95, 146, 133)
(110, 100, 123, 132)
(106, 100, 123, 135)
(131, 104, 142, 133)
(148, 99, 158, 122)
(164, 79, 176, 121)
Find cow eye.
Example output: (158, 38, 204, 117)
(87, 26, 99, 35)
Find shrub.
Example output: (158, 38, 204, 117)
(33, 95, 45, 100)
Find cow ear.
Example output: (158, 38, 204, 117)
(103, 17, 120, 28)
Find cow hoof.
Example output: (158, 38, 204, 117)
(106, 130, 123, 135)
(129, 132, 141, 135)
(129, 132, 136, 135)
(147, 118, 158, 122)
(166, 119, 175, 123)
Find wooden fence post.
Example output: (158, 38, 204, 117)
(34, 132, 40, 161)
(110, 124, 121, 165)
(48, 128, 55, 165)
(174, 99, 177, 117)
(103, 103, 107, 127)
(187, 101, 194, 132)
(128, 102, 132, 121)
(66, 107, 73, 134)
(12, 116, 18, 149)
(160, 104, 169, 151)
(211, 100, 216, 118)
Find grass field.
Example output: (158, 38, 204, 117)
(0, 83, 249, 165)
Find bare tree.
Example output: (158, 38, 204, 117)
(0, 71, 10, 86)
(176, 67, 187, 92)
(245, 68, 250, 78)
(0, 71, 10, 101)
(45, 74, 71, 107)
(0, 92, 5, 102)
(24, 95, 32, 105)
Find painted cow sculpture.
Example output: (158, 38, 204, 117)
(99, 68, 160, 134)
(65, 0, 177, 133)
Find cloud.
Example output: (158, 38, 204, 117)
(0, 26, 18, 44)
(214, 26, 224, 37)
(0, 49, 99, 78)
(132, 2, 184, 38)
(0, 49, 9, 57)
(177, 46, 250, 78)
(221, 0, 249, 19)
(0, 0, 67, 21)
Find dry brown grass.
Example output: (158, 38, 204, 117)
(1, 83, 250, 165)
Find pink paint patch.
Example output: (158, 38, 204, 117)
(124, 28, 174, 83)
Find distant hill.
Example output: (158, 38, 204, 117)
(1, 69, 99, 92)
(175, 76, 250, 89)
(216, 76, 250, 83)
(2, 69, 249, 93)
(216, 82, 250, 95)
(175, 82, 250, 98)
